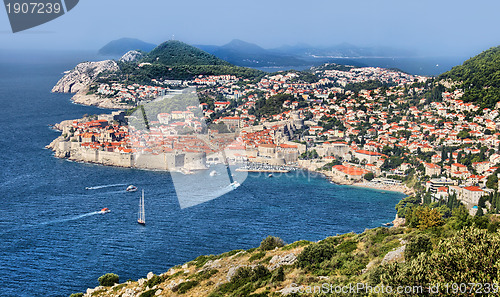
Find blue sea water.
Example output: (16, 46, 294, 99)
(0, 52, 406, 297)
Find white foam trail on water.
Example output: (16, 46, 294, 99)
(0, 211, 104, 236)
(85, 183, 126, 190)
(37, 211, 101, 226)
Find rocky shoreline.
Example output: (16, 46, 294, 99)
(70, 89, 132, 109)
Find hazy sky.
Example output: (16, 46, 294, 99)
(0, 0, 499, 56)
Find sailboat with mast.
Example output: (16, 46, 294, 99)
(138, 189, 146, 225)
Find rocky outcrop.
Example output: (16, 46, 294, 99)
(381, 239, 407, 265)
(268, 253, 297, 271)
(392, 215, 406, 228)
(52, 60, 119, 94)
(119, 50, 144, 63)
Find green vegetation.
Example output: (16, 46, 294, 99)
(172, 280, 199, 294)
(93, 41, 265, 85)
(363, 172, 374, 181)
(282, 240, 312, 250)
(440, 45, 500, 108)
(300, 149, 319, 160)
(144, 274, 164, 288)
(99, 62, 264, 85)
(138, 289, 155, 297)
(383, 227, 500, 294)
(210, 265, 271, 297)
(98, 273, 119, 287)
(312, 63, 355, 72)
(404, 234, 432, 261)
(69, 293, 84, 297)
(405, 206, 444, 230)
(193, 269, 218, 281)
(249, 94, 298, 118)
(259, 235, 285, 251)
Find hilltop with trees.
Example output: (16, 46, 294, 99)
(439, 45, 500, 108)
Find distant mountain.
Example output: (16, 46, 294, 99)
(142, 40, 230, 66)
(194, 40, 416, 68)
(439, 45, 500, 108)
(98, 38, 156, 56)
(195, 39, 309, 67)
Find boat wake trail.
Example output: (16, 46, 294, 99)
(85, 183, 126, 190)
(37, 211, 101, 226)
(0, 212, 103, 236)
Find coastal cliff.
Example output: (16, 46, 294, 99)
(52, 60, 128, 109)
(52, 60, 119, 93)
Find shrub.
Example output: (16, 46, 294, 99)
(191, 254, 217, 268)
(296, 242, 336, 269)
(368, 265, 385, 286)
(69, 294, 84, 297)
(488, 221, 500, 233)
(144, 274, 164, 288)
(335, 240, 358, 254)
(404, 234, 432, 261)
(383, 227, 500, 288)
(271, 267, 285, 283)
(260, 236, 285, 251)
(364, 172, 375, 181)
(172, 280, 199, 294)
(215, 265, 271, 296)
(406, 206, 443, 230)
(138, 289, 155, 297)
(98, 273, 119, 286)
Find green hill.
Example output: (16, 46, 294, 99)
(439, 46, 500, 108)
(141, 40, 230, 66)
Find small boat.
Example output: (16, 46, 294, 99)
(268, 174, 273, 178)
(382, 222, 393, 227)
(100, 208, 110, 214)
(126, 185, 138, 192)
(230, 181, 240, 190)
(209, 170, 217, 177)
(137, 190, 146, 225)
(85, 187, 90, 190)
